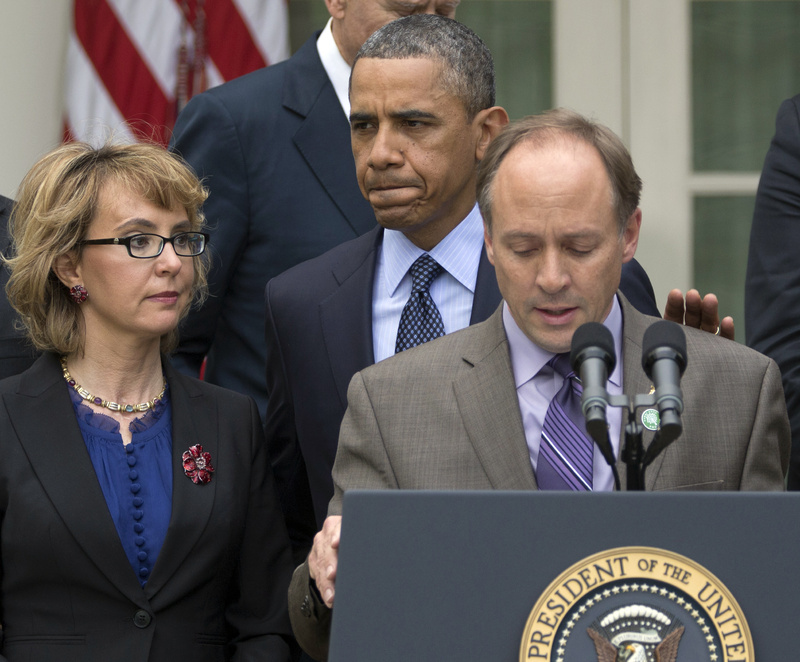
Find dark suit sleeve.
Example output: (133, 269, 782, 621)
(226, 396, 298, 661)
(745, 95, 800, 489)
(0, 499, 5, 662)
(169, 93, 251, 377)
(0, 194, 38, 380)
(264, 279, 318, 565)
(285, 368, 397, 662)
(619, 257, 659, 317)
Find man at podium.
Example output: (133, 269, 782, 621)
(288, 36, 790, 662)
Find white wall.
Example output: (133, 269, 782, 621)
(0, 1, 71, 198)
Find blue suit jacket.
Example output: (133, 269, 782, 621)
(170, 33, 376, 418)
(264, 225, 658, 559)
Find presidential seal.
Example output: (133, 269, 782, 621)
(519, 546, 752, 662)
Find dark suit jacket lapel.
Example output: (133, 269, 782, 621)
(145, 361, 217, 598)
(618, 294, 662, 490)
(284, 34, 376, 237)
(4, 354, 146, 605)
(469, 246, 502, 325)
(319, 229, 381, 409)
(453, 307, 538, 490)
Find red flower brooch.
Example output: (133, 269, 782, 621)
(183, 444, 215, 484)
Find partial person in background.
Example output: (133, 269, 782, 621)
(170, 0, 461, 418)
(746, 92, 800, 489)
(0, 194, 38, 379)
(0, 142, 296, 661)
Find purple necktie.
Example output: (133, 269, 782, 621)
(538, 354, 594, 490)
(395, 254, 446, 353)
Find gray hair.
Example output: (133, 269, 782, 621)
(352, 14, 495, 118)
(478, 108, 643, 234)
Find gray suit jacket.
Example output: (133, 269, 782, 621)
(289, 295, 789, 660)
(328, 295, 788, 499)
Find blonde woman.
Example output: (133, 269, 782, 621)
(0, 142, 296, 661)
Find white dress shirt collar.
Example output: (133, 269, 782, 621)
(372, 205, 484, 363)
(381, 204, 484, 299)
(316, 18, 352, 118)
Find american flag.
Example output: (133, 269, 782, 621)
(64, 0, 288, 146)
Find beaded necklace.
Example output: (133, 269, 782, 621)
(60, 356, 167, 414)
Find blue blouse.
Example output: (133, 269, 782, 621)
(68, 384, 173, 586)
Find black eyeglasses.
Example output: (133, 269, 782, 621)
(82, 232, 209, 259)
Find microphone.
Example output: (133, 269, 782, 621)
(641, 321, 687, 464)
(570, 322, 616, 466)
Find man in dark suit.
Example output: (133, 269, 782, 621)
(288, 105, 789, 662)
(264, 15, 670, 563)
(0, 194, 38, 380)
(169, 0, 459, 418)
(746, 93, 800, 489)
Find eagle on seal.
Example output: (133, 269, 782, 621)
(588, 626, 684, 662)
(587, 604, 684, 662)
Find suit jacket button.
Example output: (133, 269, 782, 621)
(133, 610, 152, 628)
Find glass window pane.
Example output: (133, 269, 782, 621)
(693, 195, 756, 341)
(459, 1, 552, 119)
(692, 0, 800, 172)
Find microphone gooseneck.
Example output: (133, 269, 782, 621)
(570, 322, 616, 467)
(641, 321, 688, 466)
